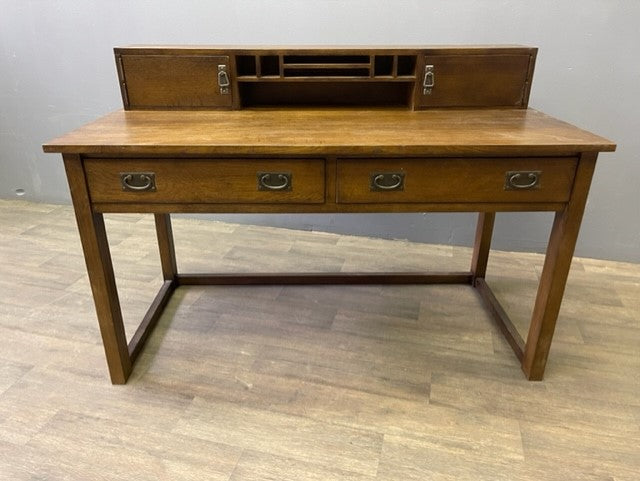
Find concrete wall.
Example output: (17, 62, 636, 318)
(1, 1, 637, 262)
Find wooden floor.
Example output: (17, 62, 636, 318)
(0, 199, 638, 480)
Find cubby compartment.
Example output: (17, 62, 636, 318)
(282, 54, 371, 78)
(234, 53, 419, 81)
(236, 55, 256, 76)
(283, 55, 370, 64)
(374, 55, 394, 76)
(397, 55, 417, 76)
(260, 55, 280, 77)
(283, 68, 371, 77)
(239, 81, 414, 108)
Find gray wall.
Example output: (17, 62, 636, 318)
(1, 1, 638, 262)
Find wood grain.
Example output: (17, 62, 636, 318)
(91, 200, 568, 214)
(42, 108, 615, 156)
(114, 45, 537, 56)
(84, 158, 325, 204)
(336, 157, 576, 203)
(154, 214, 177, 281)
(120, 54, 233, 109)
(62, 154, 131, 384)
(475, 277, 526, 361)
(113, 46, 538, 110)
(416, 54, 532, 108)
(470, 211, 495, 279)
(522, 152, 599, 379)
(176, 272, 473, 285)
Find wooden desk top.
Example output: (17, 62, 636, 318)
(43, 108, 615, 157)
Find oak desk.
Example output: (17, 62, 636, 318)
(43, 46, 615, 384)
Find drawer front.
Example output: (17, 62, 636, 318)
(336, 158, 577, 204)
(119, 55, 233, 109)
(85, 159, 325, 204)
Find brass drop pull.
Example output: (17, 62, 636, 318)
(217, 65, 230, 95)
(370, 172, 405, 191)
(423, 65, 434, 95)
(120, 172, 156, 192)
(257, 172, 292, 191)
(505, 171, 541, 190)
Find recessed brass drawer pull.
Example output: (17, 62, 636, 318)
(370, 172, 405, 191)
(257, 172, 292, 191)
(120, 172, 156, 192)
(505, 171, 541, 190)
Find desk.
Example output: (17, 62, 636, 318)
(43, 46, 615, 384)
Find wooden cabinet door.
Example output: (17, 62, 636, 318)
(415, 53, 533, 108)
(119, 55, 233, 109)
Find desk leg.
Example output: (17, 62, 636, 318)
(63, 154, 131, 384)
(154, 214, 178, 280)
(471, 212, 496, 280)
(522, 153, 598, 380)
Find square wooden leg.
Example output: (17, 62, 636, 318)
(64, 154, 132, 384)
(522, 153, 598, 380)
(471, 212, 496, 280)
(154, 214, 178, 281)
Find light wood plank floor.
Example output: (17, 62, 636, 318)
(0, 199, 638, 480)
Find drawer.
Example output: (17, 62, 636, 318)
(336, 158, 577, 204)
(84, 158, 325, 204)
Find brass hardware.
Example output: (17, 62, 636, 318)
(505, 171, 541, 190)
(422, 64, 434, 95)
(257, 172, 292, 191)
(217, 65, 230, 95)
(120, 172, 156, 192)
(370, 172, 405, 191)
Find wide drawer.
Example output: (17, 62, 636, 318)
(84, 158, 325, 204)
(336, 157, 577, 203)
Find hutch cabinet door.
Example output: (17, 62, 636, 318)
(416, 53, 532, 108)
(118, 54, 233, 109)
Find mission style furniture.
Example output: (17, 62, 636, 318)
(43, 46, 615, 384)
